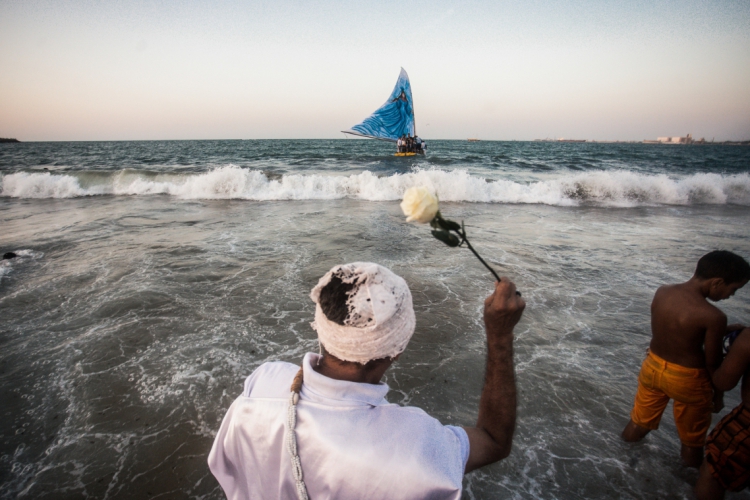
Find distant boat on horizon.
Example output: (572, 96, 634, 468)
(342, 68, 426, 156)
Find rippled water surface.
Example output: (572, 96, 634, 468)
(1, 141, 750, 499)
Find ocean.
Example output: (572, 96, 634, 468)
(1, 139, 749, 499)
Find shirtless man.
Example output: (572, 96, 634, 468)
(696, 327, 750, 499)
(622, 251, 750, 467)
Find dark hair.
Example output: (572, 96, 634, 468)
(695, 251, 750, 284)
(318, 275, 355, 325)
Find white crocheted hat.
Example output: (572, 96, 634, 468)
(310, 262, 416, 364)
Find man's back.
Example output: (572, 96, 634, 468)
(209, 264, 525, 499)
(208, 354, 469, 500)
(649, 283, 725, 368)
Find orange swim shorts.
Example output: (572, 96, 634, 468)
(629, 350, 714, 447)
(705, 403, 750, 492)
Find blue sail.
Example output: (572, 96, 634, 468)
(345, 68, 415, 142)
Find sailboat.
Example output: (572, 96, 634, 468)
(342, 68, 426, 156)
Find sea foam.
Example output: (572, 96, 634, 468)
(0, 250, 42, 282)
(1, 166, 749, 206)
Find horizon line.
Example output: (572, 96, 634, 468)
(2, 138, 750, 144)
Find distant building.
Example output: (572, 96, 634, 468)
(655, 134, 693, 144)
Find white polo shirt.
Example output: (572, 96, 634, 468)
(208, 353, 469, 500)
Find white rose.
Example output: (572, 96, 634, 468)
(400, 187, 439, 223)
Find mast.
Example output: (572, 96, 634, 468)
(412, 79, 416, 138)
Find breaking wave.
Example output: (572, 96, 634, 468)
(1, 166, 749, 206)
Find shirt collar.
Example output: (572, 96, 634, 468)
(300, 353, 389, 407)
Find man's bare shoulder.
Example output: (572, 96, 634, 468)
(654, 282, 725, 320)
(705, 302, 728, 322)
(653, 283, 685, 301)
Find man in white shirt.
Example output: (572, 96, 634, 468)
(208, 262, 524, 499)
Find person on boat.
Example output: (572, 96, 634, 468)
(621, 251, 750, 467)
(208, 262, 524, 499)
(415, 136, 425, 153)
(397, 136, 404, 153)
(400, 135, 409, 154)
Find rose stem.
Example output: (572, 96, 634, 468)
(459, 230, 502, 282)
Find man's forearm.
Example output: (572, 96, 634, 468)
(476, 328, 516, 457)
(463, 279, 524, 471)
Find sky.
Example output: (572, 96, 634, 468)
(1, 0, 749, 141)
